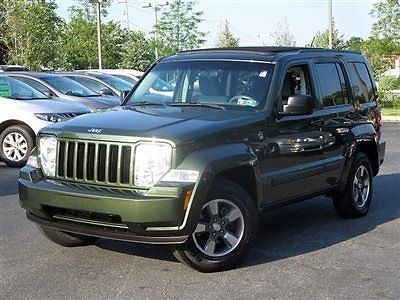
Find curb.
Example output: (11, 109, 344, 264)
(382, 116, 400, 122)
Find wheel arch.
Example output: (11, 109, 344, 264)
(355, 141, 379, 176)
(0, 120, 37, 145)
(177, 143, 262, 233)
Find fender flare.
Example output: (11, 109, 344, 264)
(176, 143, 262, 232)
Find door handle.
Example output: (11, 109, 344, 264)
(310, 118, 324, 126)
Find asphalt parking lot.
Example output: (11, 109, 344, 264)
(1, 122, 399, 299)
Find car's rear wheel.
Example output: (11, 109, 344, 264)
(38, 226, 98, 247)
(333, 152, 373, 218)
(0, 125, 34, 168)
(171, 179, 258, 272)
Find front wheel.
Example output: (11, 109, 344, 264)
(171, 179, 258, 272)
(0, 125, 34, 168)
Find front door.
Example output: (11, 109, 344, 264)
(261, 61, 325, 204)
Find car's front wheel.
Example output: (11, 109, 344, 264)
(0, 125, 34, 168)
(171, 179, 258, 272)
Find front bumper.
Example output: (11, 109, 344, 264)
(19, 166, 196, 244)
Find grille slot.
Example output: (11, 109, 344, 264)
(55, 139, 135, 187)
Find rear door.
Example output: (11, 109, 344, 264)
(311, 59, 353, 189)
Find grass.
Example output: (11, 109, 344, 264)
(381, 108, 400, 116)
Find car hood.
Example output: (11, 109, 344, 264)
(12, 98, 89, 113)
(43, 106, 265, 145)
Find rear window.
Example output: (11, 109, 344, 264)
(315, 63, 349, 107)
(348, 62, 375, 103)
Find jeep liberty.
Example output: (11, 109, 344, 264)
(19, 47, 386, 272)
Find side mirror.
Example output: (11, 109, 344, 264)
(279, 95, 314, 116)
(99, 88, 114, 97)
(120, 90, 130, 103)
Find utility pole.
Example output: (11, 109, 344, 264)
(118, 0, 130, 29)
(142, 1, 169, 60)
(328, 0, 333, 49)
(90, 0, 103, 69)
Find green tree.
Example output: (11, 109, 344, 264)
(361, 37, 398, 77)
(345, 37, 364, 52)
(216, 20, 239, 48)
(156, 0, 207, 56)
(370, 0, 400, 44)
(120, 30, 155, 71)
(59, 1, 115, 70)
(0, 0, 62, 70)
(310, 27, 345, 49)
(59, 8, 98, 69)
(270, 17, 296, 47)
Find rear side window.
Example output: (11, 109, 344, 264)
(315, 63, 349, 107)
(348, 62, 375, 103)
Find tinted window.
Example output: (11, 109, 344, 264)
(14, 77, 52, 94)
(39, 75, 98, 97)
(0, 77, 48, 100)
(315, 63, 348, 107)
(348, 62, 375, 103)
(95, 74, 133, 91)
(72, 76, 112, 94)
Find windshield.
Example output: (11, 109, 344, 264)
(95, 74, 134, 91)
(125, 60, 274, 109)
(0, 76, 48, 100)
(40, 75, 98, 97)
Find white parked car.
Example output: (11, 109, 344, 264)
(0, 76, 89, 167)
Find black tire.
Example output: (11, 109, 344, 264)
(171, 179, 258, 272)
(333, 152, 373, 218)
(0, 125, 34, 168)
(38, 225, 98, 247)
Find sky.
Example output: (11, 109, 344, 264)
(55, 0, 380, 47)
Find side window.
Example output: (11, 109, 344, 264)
(73, 77, 108, 94)
(348, 62, 375, 104)
(280, 64, 313, 105)
(315, 63, 348, 107)
(14, 77, 51, 94)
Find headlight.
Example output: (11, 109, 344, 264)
(38, 136, 57, 177)
(134, 142, 172, 188)
(34, 113, 74, 122)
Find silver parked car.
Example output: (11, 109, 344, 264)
(60, 71, 134, 97)
(0, 76, 89, 167)
(8, 72, 120, 112)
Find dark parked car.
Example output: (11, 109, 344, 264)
(19, 47, 385, 272)
(8, 73, 120, 111)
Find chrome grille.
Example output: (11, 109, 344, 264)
(56, 139, 134, 187)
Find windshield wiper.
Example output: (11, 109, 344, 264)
(127, 101, 168, 107)
(169, 102, 226, 110)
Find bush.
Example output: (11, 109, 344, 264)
(377, 76, 400, 108)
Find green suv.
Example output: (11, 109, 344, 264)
(19, 47, 386, 272)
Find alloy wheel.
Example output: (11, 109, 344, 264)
(352, 165, 370, 208)
(2, 132, 28, 162)
(192, 199, 245, 258)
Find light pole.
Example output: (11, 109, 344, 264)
(118, 0, 130, 29)
(142, 1, 169, 59)
(90, 0, 103, 69)
(328, 0, 333, 49)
